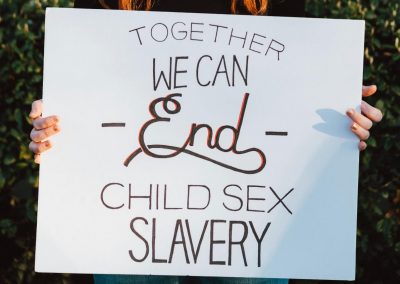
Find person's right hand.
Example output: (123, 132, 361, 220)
(29, 100, 60, 164)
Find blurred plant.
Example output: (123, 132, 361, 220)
(0, 0, 399, 283)
(304, 0, 400, 284)
(0, 1, 80, 283)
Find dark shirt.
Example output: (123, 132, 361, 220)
(74, 0, 305, 17)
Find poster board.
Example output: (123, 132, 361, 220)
(35, 8, 365, 280)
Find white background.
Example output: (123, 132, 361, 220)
(35, 8, 365, 280)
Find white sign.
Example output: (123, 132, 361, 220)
(36, 8, 365, 280)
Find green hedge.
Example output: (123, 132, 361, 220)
(0, 0, 399, 283)
(305, 1, 400, 284)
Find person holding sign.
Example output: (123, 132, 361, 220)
(28, 0, 384, 283)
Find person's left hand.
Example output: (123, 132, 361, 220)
(346, 85, 383, 151)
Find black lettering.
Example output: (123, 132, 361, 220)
(190, 22, 204, 41)
(152, 218, 168, 263)
(168, 219, 190, 263)
(214, 125, 237, 152)
(153, 57, 172, 91)
(232, 55, 249, 86)
(171, 22, 187, 40)
(100, 183, 124, 209)
(129, 26, 145, 45)
(188, 123, 214, 148)
(196, 55, 212, 87)
(228, 221, 248, 266)
(187, 185, 211, 210)
(174, 56, 188, 89)
(229, 28, 248, 48)
(129, 183, 152, 210)
(249, 222, 271, 267)
(186, 220, 208, 264)
(212, 55, 231, 86)
(164, 184, 183, 210)
(265, 39, 285, 60)
(249, 33, 266, 54)
(223, 184, 243, 211)
(156, 184, 160, 210)
(129, 217, 149, 262)
(151, 23, 169, 42)
(209, 24, 228, 42)
(268, 187, 294, 214)
(247, 185, 265, 212)
(210, 219, 226, 265)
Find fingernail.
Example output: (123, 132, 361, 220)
(45, 141, 50, 147)
(351, 123, 358, 131)
(53, 125, 59, 131)
(346, 109, 354, 116)
(54, 116, 59, 123)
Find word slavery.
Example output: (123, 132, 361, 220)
(100, 184, 294, 267)
(128, 218, 270, 267)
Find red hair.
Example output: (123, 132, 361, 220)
(100, 0, 269, 15)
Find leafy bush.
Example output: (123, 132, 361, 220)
(0, 0, 398, 283)
(304, 2, 400, 284)
(0, 1, 82, 283)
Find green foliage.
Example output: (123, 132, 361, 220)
(0, 1, 79, 283)
(301, 1, 400, 284)
(0, 0, 398, 283)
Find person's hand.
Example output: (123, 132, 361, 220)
(29, 100, 60, 164)
(346, 85, 383, 151)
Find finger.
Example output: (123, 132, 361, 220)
(351, 122, 370, 140)
(361, 101, 383, 122)
(359, 141, 367, 151)
(34, 154, 41, 164)
(33, 115, 59, 130)
(362, 85, 377, 97)
(29, 140, 52, 154)
(346, 108, 373, 130)
(29, 100, 43, 120)
(30, 124, 60, 142)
